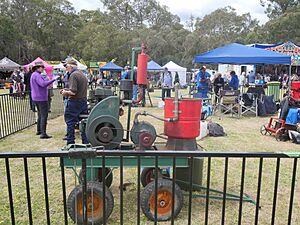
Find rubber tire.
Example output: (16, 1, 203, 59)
(260, 125, 268, 135)
(275, 128, 286, 142)
(141, 179, 183, 221)
(67, 181, 114, 225)
(141, 168, 170, 187)
(79, 168, 113, 188)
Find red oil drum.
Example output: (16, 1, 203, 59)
(164, 98, 202, 139)
(291, 81, 300, 100)
(137, 49, 148, 85)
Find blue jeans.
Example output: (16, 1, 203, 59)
(64, 99, 88, 145)
(132, 84, 138, 100)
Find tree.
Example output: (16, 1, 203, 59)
(0, 16, 18, 59)
(246, 5, 300, 44)
(260, 0, 300, 18)
(194, 7, 258, 50)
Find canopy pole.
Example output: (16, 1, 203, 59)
(288, 64, 292, 96)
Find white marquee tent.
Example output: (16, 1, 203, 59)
(53, 57, 87, 70)
(162, 61, 187, 86)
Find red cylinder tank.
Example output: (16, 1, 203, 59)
(164, 98, 202, 139)
(291, 81, 300, 100)
(137, 48, 148, 85)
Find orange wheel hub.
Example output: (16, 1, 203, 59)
(150, 190, 173, 216)
(77, 192, 103, 219)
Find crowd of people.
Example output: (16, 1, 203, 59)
(24, 59, 89, 144)
(191, 66, 297, 101)
(3, 60, 298, 144)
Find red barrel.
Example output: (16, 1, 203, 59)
(291, 81, 300, 100)
(164, 98, 202, 139)
(137, 49, 148, 85)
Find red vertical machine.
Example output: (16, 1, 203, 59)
(132, 44, 148, 104)
(137, 45, 148, 85)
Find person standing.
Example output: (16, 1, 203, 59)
(60, 59, 89, 145)
(229, 71, 239, 90)
(121, 66, 131, 80)
(196, 66, 211, 98)
(249, 70, 255, 84)
(213, 73, 224, 103)
(132, 68, 138, 101)
(174, 72, 180, 85)
(41, 72, 54, 112)
(161, 67, 173, 101)
(24, 65, 36, 111)
(30, 61, 58, 139)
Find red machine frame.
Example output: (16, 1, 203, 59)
(260, 117, 297, 141)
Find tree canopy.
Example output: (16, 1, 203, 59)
(0, 0, 299, 68)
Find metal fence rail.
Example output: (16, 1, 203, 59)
(0, 150, 299, 225)
(0, 89, 64, 139)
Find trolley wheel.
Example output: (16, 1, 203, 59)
(141, 179, 183, 221)
(79, 168, 113, 188)
(67, 181, 114, 225)
(275, 127, 287, 141)
(141, 168, 170, 187)
(260, 125, 268, 135)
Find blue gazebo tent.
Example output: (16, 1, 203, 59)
(147, 60, 163, 71)
(193, 43, 291, 65)
(99, 61, 123, 71)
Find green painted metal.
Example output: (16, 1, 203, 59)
(126, 46, 142, 141)
(267, 82, 281, 102)
(86, 167, 98, 181)
(130, 47, 142, 80)
(86, 96, 120, 130)
(176, 180, 256, 205)
(64, 156, 189, 168)
(280, 152, 300, 157)
(176, 158, 204, 191)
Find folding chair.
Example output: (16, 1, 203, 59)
(240, 93, 258, 116)
(215, 90, 241, 118)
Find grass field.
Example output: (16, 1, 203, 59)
(0, 90, 299, 224)
(0, 89, 9, 95)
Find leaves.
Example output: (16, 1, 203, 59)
(2, 0, 297, 68)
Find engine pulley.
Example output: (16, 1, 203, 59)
(86, 115, 124, 149)
(130, 121, 156, 148)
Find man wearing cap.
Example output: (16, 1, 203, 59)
(60, 59, 89, 145)
(196, 66, 211, 98)
(30, 61, 59, 139)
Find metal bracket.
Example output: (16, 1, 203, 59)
(66, 144, 104, 159)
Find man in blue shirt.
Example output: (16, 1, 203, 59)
(249, 70, 255, 84)
(229, 71, 239, 90)
(121, 66, 131, 79)
(196, 66, 211, 98)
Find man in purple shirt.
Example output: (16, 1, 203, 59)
(30, 61, 58, 139)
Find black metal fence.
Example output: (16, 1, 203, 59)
(0, 89, 64, 139)
(0, 149, 299, 225)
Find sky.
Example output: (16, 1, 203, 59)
(69, 0, 269, 24)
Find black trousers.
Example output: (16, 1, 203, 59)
(29, 93, 36, 112)
(162, 88, 171, 101)
(34, 101, 49, 135)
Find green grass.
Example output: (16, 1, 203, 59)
(0, 89, 9, 95)
(0, 89, 299, 224)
